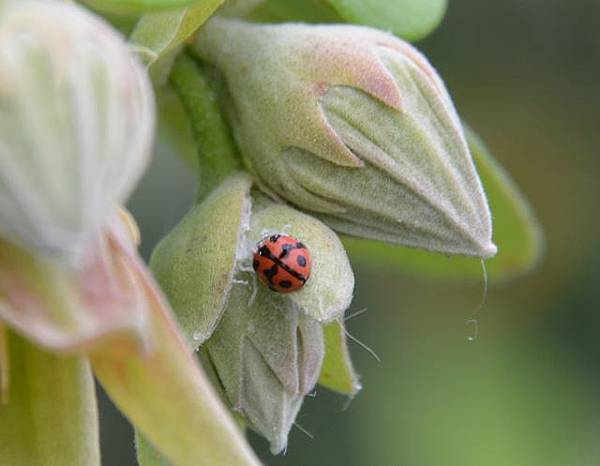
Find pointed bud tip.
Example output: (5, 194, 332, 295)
(482, 242, 498, 259)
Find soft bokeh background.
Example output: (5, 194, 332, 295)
(101, 0, 600, 464)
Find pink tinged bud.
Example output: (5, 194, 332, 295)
(0, 211, 149, 352)
(193, 19, 497, 258)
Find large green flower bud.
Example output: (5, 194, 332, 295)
(0, 0, 154, 262)
(192, 18, 496, 258)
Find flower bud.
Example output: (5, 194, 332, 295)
(0, 208, 148, 352)
(193, 18, 496, 258)
(151, 173, 355, 452)
(0, 0, 154, 262)
(205, 283, 324, 454)
(152, 173, 354, 348)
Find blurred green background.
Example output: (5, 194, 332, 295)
(103, 0, 600, 464)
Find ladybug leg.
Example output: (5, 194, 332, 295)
(238, 257, 255, 274)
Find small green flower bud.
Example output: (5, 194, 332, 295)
(0, 0, 154, 262)
(152, 173, 355, 348)
(205, 283, 324, 454)
(151, 173, 355, 452)
(193, 18, 497, 258)
(204, 191, 353, 453)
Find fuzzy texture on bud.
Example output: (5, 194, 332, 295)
(193, 18, 496, 258)
(0, 0, 154, 262)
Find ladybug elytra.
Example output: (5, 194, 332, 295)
(252, 234, 311, 293)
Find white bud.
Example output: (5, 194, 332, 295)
(0, 0, 154, 262)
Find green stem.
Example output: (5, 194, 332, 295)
(0, 331, 100, 466)
(0, 323, 9, 404)
(169, 52, 241, 201)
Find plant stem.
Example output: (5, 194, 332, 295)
(0, 330, 100, 466)
(169, 52, 241, 201)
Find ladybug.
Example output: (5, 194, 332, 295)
(252, 234, 311, 293)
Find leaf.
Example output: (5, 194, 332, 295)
(250, 0, 447, 41)
(84, 0, 214, 15)
(318, 320, 361, 395)
(218, 0, 266, 17)
(249, 0, 340, 23)
(92, 243, 261, 466)
(325, 0, 448, 41)
(343, 127, 545, 283)
(150, 173, 253, 348)
(0, 331, 100, 466)
(130, 0, 223, 79)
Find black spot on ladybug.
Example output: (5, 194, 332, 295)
(264, 264, 278, 280)
(296, 255, 307, 267)
(296, 242, 306, 249)
(269, 234, 280, 243)
(279, 280, 292, 289)
(258, 245, 270, 256)
(279, 243, 292, 258)
(252, 259, 259, 271)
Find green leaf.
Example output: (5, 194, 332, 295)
(325, 0, 448, 41)
(218, 0, 266, 17)
(83, 0, 214, 15)
(130, 0, 224, 80)
(249, 0, 340, 23)
(250, 0, 447, 41)
(343, 127, 544, 283)
(319, 320, 361, 395)
(0, 331, 100, 466)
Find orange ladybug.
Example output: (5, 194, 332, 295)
(252, 234, 311, 293)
